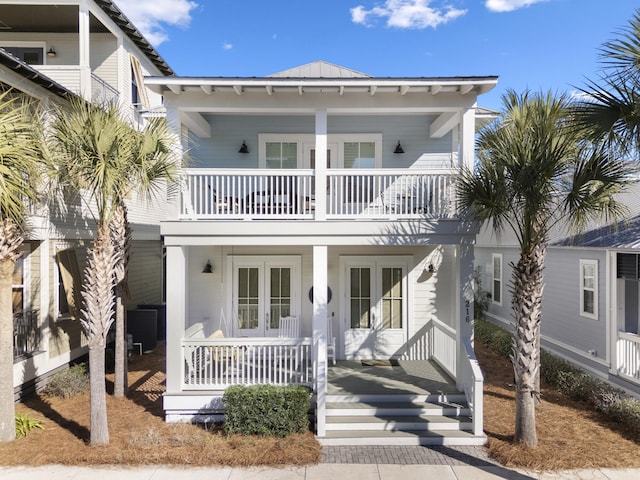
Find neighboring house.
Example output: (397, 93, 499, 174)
(146, 61, 498, 445)
(475, 183, 640, 397)
(2, 0, 172, 398)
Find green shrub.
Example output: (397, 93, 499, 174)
(223, 384, 311, 437)
(15, 413, 43, 438)
(42, 363, 89, 398)
(540, 349, 580, 386)
(475, 320, 513, 357)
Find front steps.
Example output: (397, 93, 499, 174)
(319, 392, 486, 446)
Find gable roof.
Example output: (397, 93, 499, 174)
(269, 61, 370, 78)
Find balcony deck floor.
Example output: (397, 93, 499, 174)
(327, 359, 459, 396)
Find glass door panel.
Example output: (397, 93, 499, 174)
(267, 267, 292, 335)
(381, 267, 403, 329)
(236, 267, 261, 334)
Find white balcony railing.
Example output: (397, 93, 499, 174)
(178, 168, 459, 220)
(617, 332, 640, 383)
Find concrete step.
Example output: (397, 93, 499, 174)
(318, 429, 487, 446)
(325, 392, 467, 405)
(326, 401, 470, 417)
(325, 414, 473, 432)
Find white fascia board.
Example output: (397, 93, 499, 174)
(430, 111, 460, 138)
(145, 77, 498, 95)
(180, 111, 211, 138)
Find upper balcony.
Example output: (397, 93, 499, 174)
(177, 168, 459, 222)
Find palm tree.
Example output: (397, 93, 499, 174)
(110, 117, 180, 398)
(458, 90, 633, 447)
(50, 98, 131, 445)
(50, 98, 181, 444)
(0, 90, 44, 442)
(571, 8, 640, 152)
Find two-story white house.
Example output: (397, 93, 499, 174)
(146, 61, 498, 445)
(1, 0, 173, 398)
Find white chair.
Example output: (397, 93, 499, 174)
(278, 316, 300, 338)
(327, 313, 336, 365)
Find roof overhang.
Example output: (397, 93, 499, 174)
(145, 76, 498, 97)
(0, 48, 73, 98)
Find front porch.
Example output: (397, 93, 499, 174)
(165, 317, 484, 445)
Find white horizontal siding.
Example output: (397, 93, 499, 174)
(128, 240, 164, 307)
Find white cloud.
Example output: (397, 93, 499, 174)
(114, 0, 198, 46)
(350, 0, 467, 29)
(485, 0, 549, 13)
(223, 42, 233, 51)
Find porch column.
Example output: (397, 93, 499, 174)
(165, 245, 187, 393)
(314, 109, 327, 221)
(313, 245, 328, 436)
(456, 243, 475, 389)
(78, 0, 91, 100)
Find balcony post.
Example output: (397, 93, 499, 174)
(314, 109, 327, 220)
(456, 243, 475, 389)
(78, 0, 92, 100)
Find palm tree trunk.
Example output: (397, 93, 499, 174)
(0, 219, 23, 442)
(111, 205, 131, 398)
(511, 243, 546, 447)
(80, 225, 118, 446)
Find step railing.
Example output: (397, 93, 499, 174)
(461, 337, 484, 436)
(182, 337, 313, 390)
(13, 310, 40, 359)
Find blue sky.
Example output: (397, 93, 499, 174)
(114, 0, 638, 111)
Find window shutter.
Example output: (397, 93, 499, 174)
(617, 253, 638, 279)
(130, 54, 150, 110)
(56, 249, 83, 319)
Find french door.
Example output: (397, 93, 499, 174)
(342, 257, 409, 359)
(230, 256, 301, 337)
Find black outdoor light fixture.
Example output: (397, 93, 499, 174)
(47, 47, 57, 57)
(393, 141, 405, 154)
(238, 141, 249, 153)
(202, 260, 214, 274)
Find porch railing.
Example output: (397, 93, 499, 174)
(616, 332, 640, 383)
(91, 73, 119, 104)
(182, 337, 313, 390)
(14, 310, 40, 359)
(430, 318, 457, 377)
(178, 168, 459, 220)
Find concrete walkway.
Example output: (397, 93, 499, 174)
(1, 446, 638, 479)
(1, 464, 639, 480)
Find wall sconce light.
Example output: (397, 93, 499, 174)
(238, 141, 249, 154)
(47, 47, 57, 57)
(393, 141, 405, 154)
(202, 260, 214, 274)
(427, 263, 435, 273)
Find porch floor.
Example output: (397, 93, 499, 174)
(327, 359, 459, 396)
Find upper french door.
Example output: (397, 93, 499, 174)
(230, 256, 301, 337)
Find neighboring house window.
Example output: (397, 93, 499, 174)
(12, 248, 29, 314)
(265, 142, 297, 169)
(580, 259, 598, 319)
(3, 46, 43, 65)
(55, 249, 82, 320)
(492, 253, 502, 305)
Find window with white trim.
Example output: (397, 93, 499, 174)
(265, 142, 297, 169)
(580, 259, 598, 319)
(492, 253, 502, 306)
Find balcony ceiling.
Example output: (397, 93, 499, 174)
(0, 6, 108, 33)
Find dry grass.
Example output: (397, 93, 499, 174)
(0, 345, 320, 467)
(3, 341, 640, 469)
(477, 341, 640, 470)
